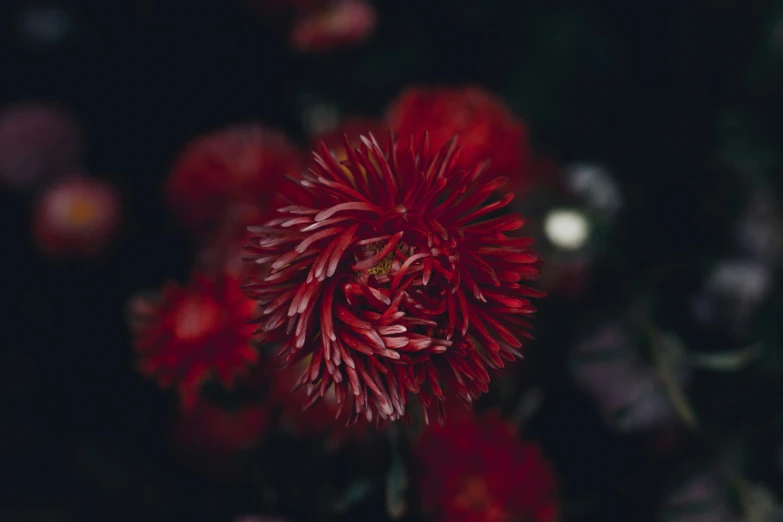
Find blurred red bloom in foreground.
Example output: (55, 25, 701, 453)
(290, 0, 376, 53)
(244, 132, 542, 425)
(416, 413, 559, 522)
(130, 273, 259, 409)
(33, 175, 121, 257)
(387, 86, 531, 192)
(0, 102, 82, 190)
(165, 124, 302, 237)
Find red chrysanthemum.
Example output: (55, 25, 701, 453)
(244, 132, 542, 425)
(387, 86, 531, 192)
(130, 273, 259, 409)
(33, 175, 121, 257)
(416, 412, 559, 522)
(289, 0, 376, 54)
(164, 124, 303, 237)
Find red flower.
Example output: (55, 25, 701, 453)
(130, 273, 259, 409)
(290, 0, 376, 54)
(387, 86, 531, 192)
(165, 124, 303, 237)
(244, 132, 542, 425)
(415, 412, 559, 522)
(33, 175, 121, 257)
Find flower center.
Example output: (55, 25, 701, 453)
(67, 199, 95, 226)
(174, 297, 221, 341)
(365, 249, 396, 276)
(361, 240, 412, 277)
(453, 475, 508, 521)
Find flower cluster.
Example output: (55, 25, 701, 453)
(244, 132, 542, 425)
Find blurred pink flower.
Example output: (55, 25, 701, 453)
(33, 175, 121, 257)
(290, 0, 376, 53)
(0, 102, 82, 190)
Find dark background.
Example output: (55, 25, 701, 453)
(3, 1, 783, 521)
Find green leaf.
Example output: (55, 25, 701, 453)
(688, 343, 763, 372)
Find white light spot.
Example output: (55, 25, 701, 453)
(544, 208, 590, 251)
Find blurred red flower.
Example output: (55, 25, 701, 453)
(33, 175, 121, 257)
(415, 412, 559, 522)
(290, 0, 376, 53)
(165, 124, 303, 237)
(387, 86, 531, 192)
(130, 273, 259, 409)
(244, 132, 542, 425)
(0, 102, 82, 190)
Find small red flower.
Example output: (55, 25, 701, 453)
(33, 175, 121, 257)
(244, 132, 542, 425)
(290, 0, 376, 54)
(387, 86, 531, 192)
(165, 124, 303, 237)
(0, 102, 82, 190)
(130, 273, 259, 409)
(416, 412, 559, 522)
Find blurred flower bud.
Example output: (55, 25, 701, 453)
(690, 259, 772, 344)
(32, 175, 121, 258)
(570, 321, 687, 432)
(0, 102, 82, 190)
